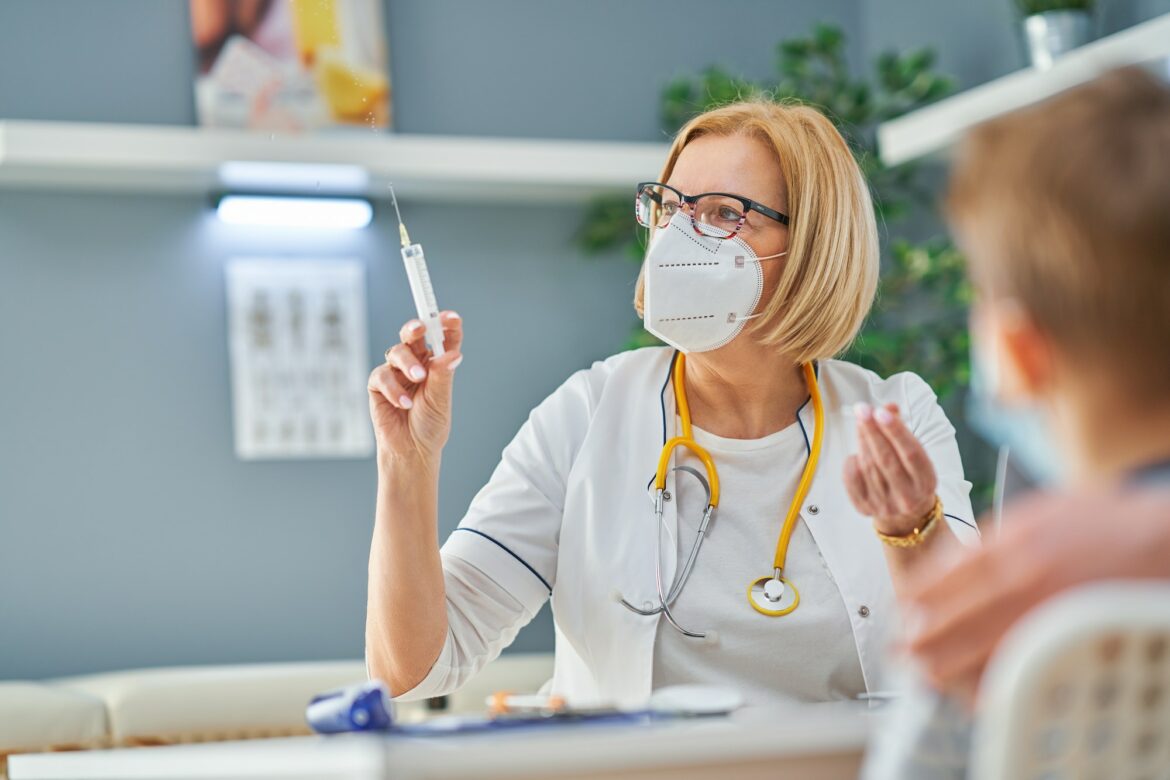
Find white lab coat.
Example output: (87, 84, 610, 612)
(415, 347, 976, 706)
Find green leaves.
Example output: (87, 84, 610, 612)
(849, 255, 971, 400)
(873, 48, 954, 120)
(661, 67, 761, 134)
(854, 239, 973, 401)
(576, 196, 642, 255)
(1016, 0, 1093, 16)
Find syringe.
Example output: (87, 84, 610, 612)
(390, 186, 445, 358)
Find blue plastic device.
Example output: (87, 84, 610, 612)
(306, 681, 393, 733)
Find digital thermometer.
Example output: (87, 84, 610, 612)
(391, 186, 445, 357)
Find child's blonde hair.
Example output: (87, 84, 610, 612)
(947, 67, 1170, 398)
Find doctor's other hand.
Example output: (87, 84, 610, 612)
(843, 403, 938, 536)
(368, 311, 464, 464)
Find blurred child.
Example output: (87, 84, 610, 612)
(865, 65, 1170, 778)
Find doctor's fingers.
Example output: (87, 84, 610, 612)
(367, 363, 414, 409)
(844, 455, 876, 516)
(858, 416, 920, 513)
(438, 311, 463, 353)
(385, 343, 429, 384)
(857, 421, 894, 506)
(871, 404, 936, 492)
(397, 311, 464, 358)
(398, 320, 431, 360)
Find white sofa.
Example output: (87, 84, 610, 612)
(0, 654, 554, 777)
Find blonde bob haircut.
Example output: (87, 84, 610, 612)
(634, 99, 879, 364)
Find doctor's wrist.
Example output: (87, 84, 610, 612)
(377, 448, 441, 480)
(873, 495, 942, 542)
(872, 495, 940, 538)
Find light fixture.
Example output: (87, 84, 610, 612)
(218, 162, 369, 194)
(216, 195, 373, 229)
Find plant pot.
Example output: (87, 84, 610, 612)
(1023, 10, 1094, 70)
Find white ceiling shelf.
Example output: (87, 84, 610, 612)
(0, 121, 670, 203)
(878, 12, 1170, 166)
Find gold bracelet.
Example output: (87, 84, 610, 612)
(875, 496, 943, 549)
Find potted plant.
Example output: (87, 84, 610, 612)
(1019, 0, 1095, 69)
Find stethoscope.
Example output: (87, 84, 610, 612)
(619, 352, 825, 640)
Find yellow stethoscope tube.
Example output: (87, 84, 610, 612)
(654, 354, 720, 505)
(655, 353, 825, 621)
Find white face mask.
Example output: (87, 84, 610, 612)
(642, 211, 786, 354)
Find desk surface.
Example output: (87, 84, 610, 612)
(10, 702, 874, 780)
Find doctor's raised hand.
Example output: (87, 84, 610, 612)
(368, 312, 464, 464)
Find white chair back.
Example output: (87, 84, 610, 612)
(973, 582, 1170, 780)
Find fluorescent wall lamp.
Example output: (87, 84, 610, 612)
(216, 195, 373, 229)
(218, 162, 370, 194)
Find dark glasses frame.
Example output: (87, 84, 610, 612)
(636, 181, 790, 240)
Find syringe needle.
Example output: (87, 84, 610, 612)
(389, 184, 411, 247)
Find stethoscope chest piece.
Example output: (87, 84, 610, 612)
(748, 574, 800, 616)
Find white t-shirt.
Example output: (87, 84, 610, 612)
(652, 419, 867, 705)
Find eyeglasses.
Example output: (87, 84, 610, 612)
(635, 181, 790, 240)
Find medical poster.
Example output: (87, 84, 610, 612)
(191, 0, 391, 131)
(226, 258, 374, 460)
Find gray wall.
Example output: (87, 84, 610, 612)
(0, 0, 860, 679)
(5, 0, 1165, 680)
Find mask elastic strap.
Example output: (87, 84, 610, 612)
(733, 250, 786, 324)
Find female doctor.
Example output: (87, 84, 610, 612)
(366, 100, 977, 707)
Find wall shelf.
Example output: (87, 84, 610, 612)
(878, 12, 1170, 166)
(0, 121, 670, 203)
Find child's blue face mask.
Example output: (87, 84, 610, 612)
(966, 311, 1066, 487)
